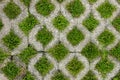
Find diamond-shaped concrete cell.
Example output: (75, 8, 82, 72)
(97, 1, 116, 18)
(3, 2, 21, 19)
(18, 45, 37, 64)
(2, 62, 21, 80)
(19, 14, 39, 35)
(95, 58, 114, 77)
(36, 26, 54, 47)
(97, 29, 115, 47)
(53, 13, 69, 31)
(35, 0, 55, 16)
(66, 57, 84, 77)
(2, 30, 21, 50)
(66, 0, 85, 18)
(48, 43, 69, 62)
(82, 13, 99, 32)
(67, 27, 84, 46)
(34, 56, 54, 76)
(81, 42, 100, 61)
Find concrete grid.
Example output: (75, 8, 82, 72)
(0, 0, 120, 80)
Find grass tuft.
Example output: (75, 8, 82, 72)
(97, 1, 116, 18)
(98, 30, 115, 47)
(2, 30, 21, 50)
(36, 26, 53, 47)
(66, 0, 85, 17)
(67, 27, 84, 46)
(66, 57, 84, 77)
(3, 2, 21, 19)
(48, 43, 69, 62)
(35, 0, 55, 16)
(35, 56, 53, 76)
(2, 62, 20, 80)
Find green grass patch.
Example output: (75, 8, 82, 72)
(117, 0, 120, 4)
(0, 48, 8, 63)
(22, 72, 35, 80)
(66, 0, 85, 17)
(66, 57, 84, 77)
(97, 1, 116, 18)
(98, 30, 115, 47)
(35, 56, 53, 76)
(2, 62, 20, 80)
(18, 45, 37, 64)
(82, 13, 99, 32)
(20, 0, 31, 7)
(2, 30, 21, 50)
(19, 14, 39, 35)
(110, 42, 120, 61)
(36, 26, 53, 47)
(48, 43, 69, 62)
(81, 42, 100, 61)
(3, 2, 21, 19)
(81, 71, 97, 80)
(0, 19, 3, 30)
(96, 58, 114, 77)
(67, 27, 84, 46)
(57, 0, 64, 3)
(88, 0, 97, 4)
(51, 71, 69, 80)
(112, 71, 120, 80)
(53, 14, 69, 31)
(35, 0, 55, 16)
(112, 15, 120, 32)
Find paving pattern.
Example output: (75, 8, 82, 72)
(0, 0, 120, 80)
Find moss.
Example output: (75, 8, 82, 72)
(19, 14, 39, 35)
(96, 58, 114, 77)
(66, 57, 84, 77)
(35, 0, 55, 16)
(3, 2, 21, 19)
(112, 15, 120, 32)
(110, 42, 120, 61)
(48, 43, 69, 62)
(35, 56, 53, 76)
(36, 26, 53, 47)
(19, 45, 37, 64)
(66, 0, 85, 17)
(98, 30, 115, 47)
(82, 13, 99, 32)
(67, 27, 84, 46)
(2, 30, 21, 50)
(51, 71, 69, 80)
(81, 42, 100, 61)
(82, 71, 97, 80)
(2, 62, 20, 80)
(53, 14, 69, 31)
(97, 1, 116, 18)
